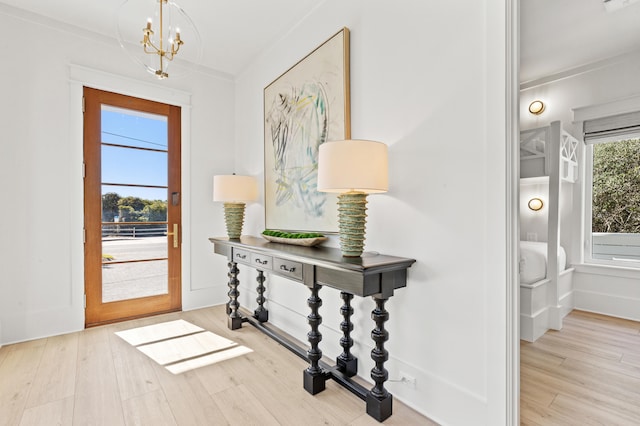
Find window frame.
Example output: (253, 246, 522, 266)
(584, 138, 640, 268)
(574, 95, 640, 269)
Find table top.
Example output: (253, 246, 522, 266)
(209, 235, 416, 275)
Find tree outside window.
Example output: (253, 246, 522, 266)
(592, 139, 640, 233)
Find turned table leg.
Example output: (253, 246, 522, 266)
(366, 296, 392, 422)
(337, 291, 357, 377)
(226, 261, 243, 330)
(254, 270, 269, 322)
(303, 283, 325, 394)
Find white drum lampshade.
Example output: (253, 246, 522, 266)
(213, 175, 258, 239)
(317, 140, 388, 256)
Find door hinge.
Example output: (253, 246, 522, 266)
(82, 162, 85, 179)
(84, 294, 86, 309)
(82, 96, 85, 113)
(83, 228, 86, 244)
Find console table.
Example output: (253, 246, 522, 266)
(209, 236, 415, 422)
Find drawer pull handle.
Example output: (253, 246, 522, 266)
(280, 265, 296, 273)
(255, 258, 268, 265)
(236, 253, 247, 260)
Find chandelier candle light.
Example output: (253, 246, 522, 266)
(213, 175, 258, 239)
(318, 140, 389, 257)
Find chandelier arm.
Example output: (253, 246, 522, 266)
(172, 42, 183, 56)
(142, 42, 162, 55)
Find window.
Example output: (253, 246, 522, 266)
(584, 110, 640, 266)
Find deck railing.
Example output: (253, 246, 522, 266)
(593, 232, 640, 261)
(102, 222, 168, 238)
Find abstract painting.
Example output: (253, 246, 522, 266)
(264, 28, 350, 233)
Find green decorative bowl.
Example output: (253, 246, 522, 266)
(261, 234, 327, 247)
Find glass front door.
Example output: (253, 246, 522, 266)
(84, 87, 181, 326)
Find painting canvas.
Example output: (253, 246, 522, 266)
(264, 28, 350, 233)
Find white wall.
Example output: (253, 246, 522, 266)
(573, 264, 640, 321)
(0, 3, 516, 424)
(0, 6, 233, 344)
(234, 1, 513, 424)
(521, 52, 640, 136)
(521, 51, 640, 321)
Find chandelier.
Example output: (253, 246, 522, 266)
(141, 0, 183, 79)
(117, 0, 201, 79)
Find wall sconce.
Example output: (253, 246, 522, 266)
(317, 140, 388, 257)
(528, 100, 545, 115)
(213, 175, 258, 239)
(528, 197, 544, 211)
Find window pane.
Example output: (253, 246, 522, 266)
(102, 223, 168, 240)
(102, 186, 167, 223)
(102, 260, 168, 303)
(102, 145, 167, 187)
(592, 138, 640, 261)
(102, 106, 167, 150)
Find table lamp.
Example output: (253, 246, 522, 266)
(317, 140, 388, 257)
(213, 174, 258, 239)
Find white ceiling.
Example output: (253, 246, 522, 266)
(0, 0, 319, 77)
(2, 0, 640, 81)
(521, 0, 640, 83)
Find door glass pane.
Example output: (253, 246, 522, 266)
(102, 105, 168, 150)
(102, 260, 168, 303)
(102, 145, 168, 187)
(102, 186, 168, 223)
(102, 223, 168, 260)
(101, 105, 169, 303)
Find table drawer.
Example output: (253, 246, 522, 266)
(274, 257, 303, 281)
(251, 253, 273, 270)
(232, 248, 251, 264)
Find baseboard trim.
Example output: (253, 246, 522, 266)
(574, 289, 640, 322)
(520, 308, 549, 342)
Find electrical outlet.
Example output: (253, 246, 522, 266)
(399, 371, 416, 388)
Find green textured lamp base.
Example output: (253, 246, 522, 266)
(337, 192, 368, 257)
(223, 202, 246, 239)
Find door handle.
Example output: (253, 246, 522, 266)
(167, 224, 178, 248)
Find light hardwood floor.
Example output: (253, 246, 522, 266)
(0, 306, 436, 426)
(521, 310, 640, 425)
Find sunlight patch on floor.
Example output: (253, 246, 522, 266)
(115, 319, 252, 374)
(115, 319, 203, 346)
(166, 345, 253, 374)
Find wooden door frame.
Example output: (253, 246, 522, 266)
(68, 67, 193, 336)
(83, 87, 182, 326)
